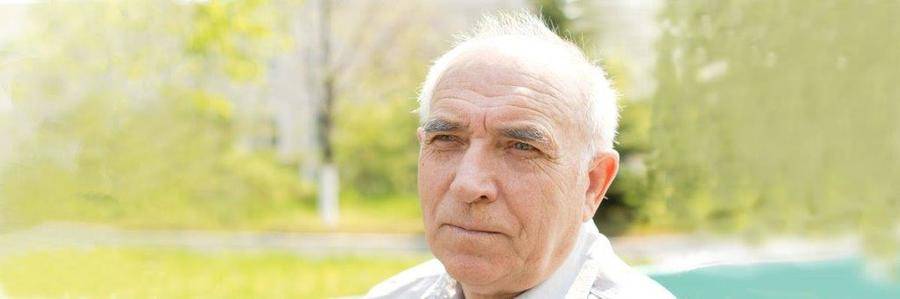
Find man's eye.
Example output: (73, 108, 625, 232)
(513, 142, 536, 151)
(432, 135, 458, 143)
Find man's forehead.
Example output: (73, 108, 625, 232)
(434, 42, 579, 99)
(427, 46, 582, 134)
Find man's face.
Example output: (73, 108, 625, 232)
(417, 46, 610, 295)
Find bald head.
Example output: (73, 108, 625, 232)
(417, 12, 619, 155)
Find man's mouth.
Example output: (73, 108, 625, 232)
(444, 223, 502, 236)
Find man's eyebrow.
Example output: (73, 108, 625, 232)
(422, 119, 464, 133)
(500, 126, 552, 146)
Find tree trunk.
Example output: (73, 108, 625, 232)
(318, 163, 339, 227)
(316, 0, 338, 228)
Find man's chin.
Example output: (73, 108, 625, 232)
(438, 252, 509, 286)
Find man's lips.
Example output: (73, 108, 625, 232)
(443, 223, 503, 235)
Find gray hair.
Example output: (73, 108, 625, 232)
(416, 11, 620, 154)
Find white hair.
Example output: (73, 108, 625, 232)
(416, 11, 620, 154)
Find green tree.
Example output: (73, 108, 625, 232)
(648, 0, 899, 256)
(0, 0, 305, 230)
(330, 2, 444, 200)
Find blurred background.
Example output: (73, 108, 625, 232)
(0, 0, 898, 298)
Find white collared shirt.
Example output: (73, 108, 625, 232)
(365, 221, 675, 299)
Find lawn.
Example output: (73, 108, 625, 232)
(184, 194, 426, 234)
(0, 247, 430, 299)
(2, 193, 425, 234)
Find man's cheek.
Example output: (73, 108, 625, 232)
(426, 160, 458, 187)
(420, 167, 449, 211)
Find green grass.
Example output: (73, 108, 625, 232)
(0, 247, 430, 299)
(3, 193, 425, 234)
(119, 194, 427, 233)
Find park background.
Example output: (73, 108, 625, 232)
(0, 0, 898, 298)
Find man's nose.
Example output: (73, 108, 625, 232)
(448, 141, 498, 204)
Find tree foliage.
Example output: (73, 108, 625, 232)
(646, 0, 899, 254)
(331, 3, 441, 199)
(0, 0, 307, 229)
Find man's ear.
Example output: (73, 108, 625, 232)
(582, 150, 620, 222)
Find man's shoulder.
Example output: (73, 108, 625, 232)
(586, 255, 675, 299)
(364, 258, 448, 298)
(588, 270, 674, 299)
(583, 234, 675, 299)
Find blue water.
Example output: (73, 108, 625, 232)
(651, 258, 900, 299)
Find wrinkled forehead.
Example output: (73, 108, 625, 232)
(428, 39, 586, 133)
(434, 39, 584, 104)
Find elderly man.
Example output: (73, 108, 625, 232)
(366, 12, 674, 299)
